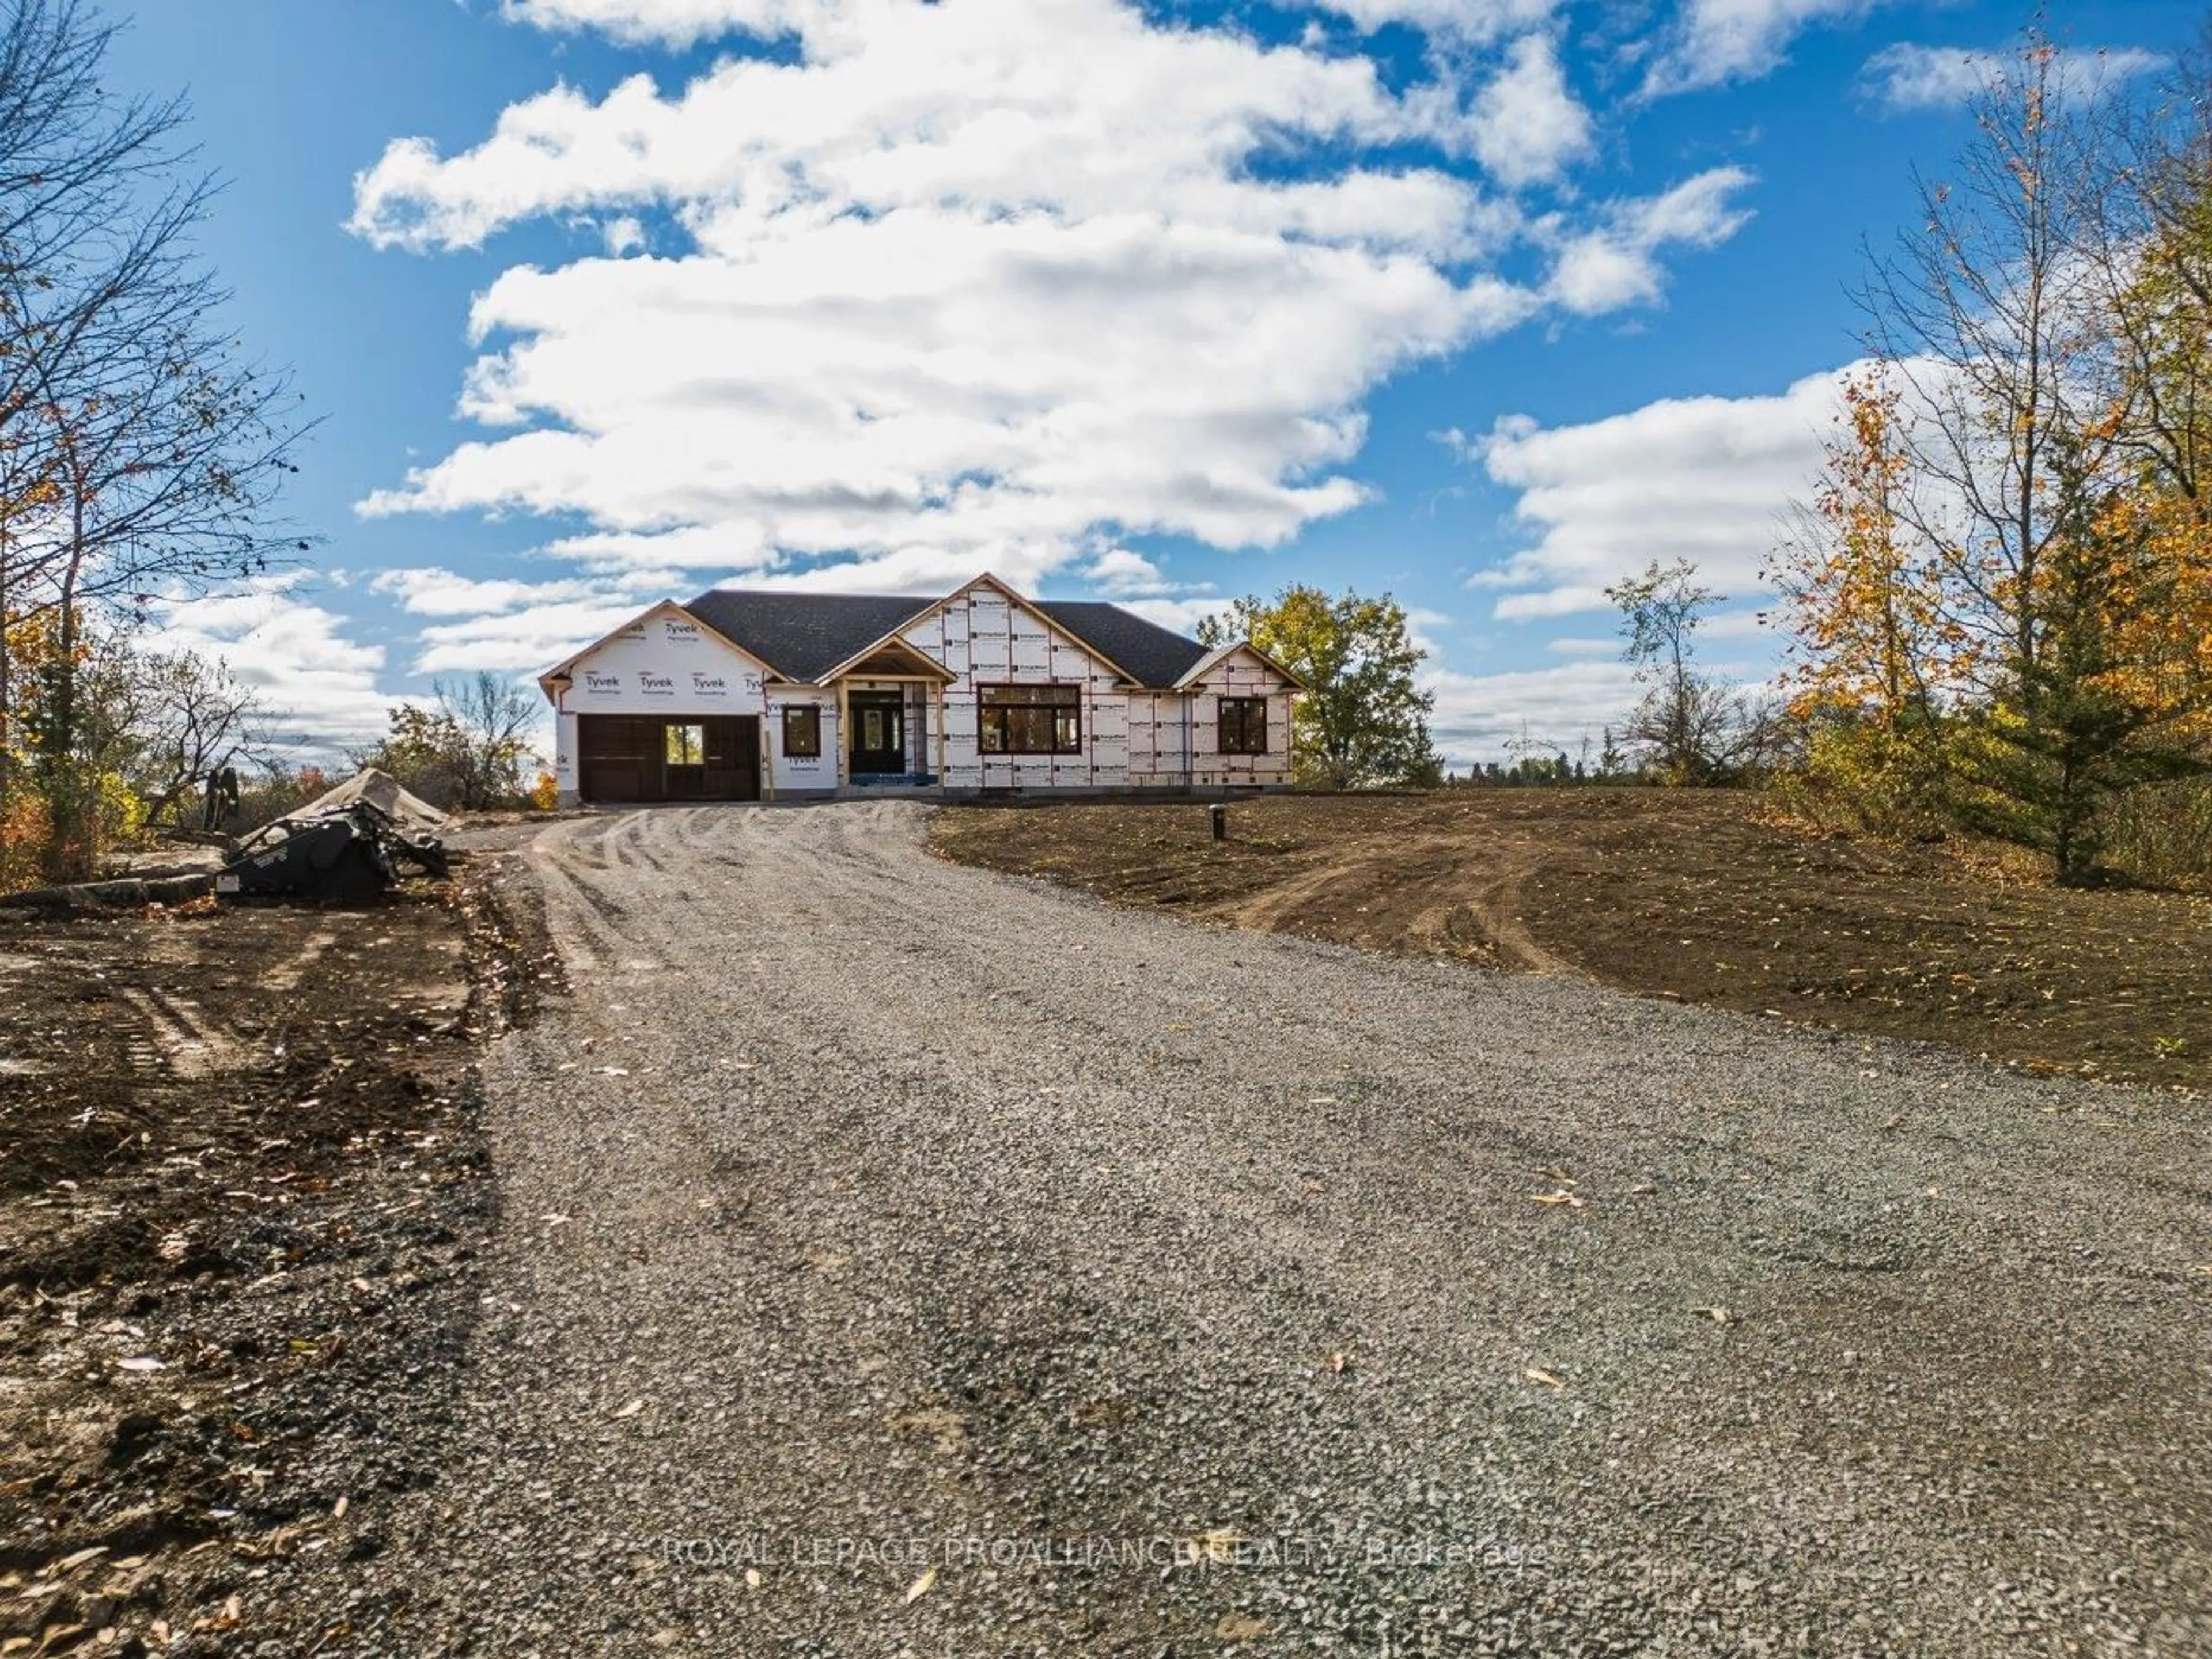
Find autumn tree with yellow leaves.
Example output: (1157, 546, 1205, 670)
(1770, 366, 1962, 825)
(1774, 33, 2212, 881)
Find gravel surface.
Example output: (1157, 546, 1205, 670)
(353, 803, 2210, 1657)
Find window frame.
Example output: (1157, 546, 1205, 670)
(781, 704, 823, 759)
(664, 722, 706, 766)
(1218, 695, 1269, 756)
(978, 683, 1085, 756)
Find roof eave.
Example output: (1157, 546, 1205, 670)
(1172, 639, 1309, 692)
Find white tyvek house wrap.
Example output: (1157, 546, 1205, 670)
(549, 581, 1300, 799)
(1175, 646, 1296, 790)
(550, 606, 772, 796)
(764, 685, 840, 795)
(903, 585, 1131, 791)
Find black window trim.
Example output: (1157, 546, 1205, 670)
(1219, 695, 1268, 756)
(782, 704, 822, 759)
(978, 683, 1084, 756)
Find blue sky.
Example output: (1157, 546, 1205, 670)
(112, 0, 2202, 763)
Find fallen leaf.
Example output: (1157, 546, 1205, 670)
(331, 1495, 349, 1521)
(1188, 1528, 1242, 1563)
(116, 1357, 166, 1372)
(1529, 1190, 1585, 1208)
(54, 1547, 107, 1574)
(1535, 1166, 1577, 1185)
(611, 1398, 645, 1419)
(903, 1566, 937, 1605)
(1215, 1612, 1270, 1642)
(1692, 1306, 1732, 1324)
(1524, 1367, 1565, 1389)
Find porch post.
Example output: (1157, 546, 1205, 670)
(933, 680, 947, 785)
(835, 680, 850, 793)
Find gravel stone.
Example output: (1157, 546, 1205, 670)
(350, 803, 2210, 1656)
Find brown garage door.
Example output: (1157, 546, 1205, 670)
(578, 715, 760, 804)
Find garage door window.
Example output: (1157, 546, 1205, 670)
(664, 724, 705, 765)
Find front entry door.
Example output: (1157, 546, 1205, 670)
(848, 692, 906, 775)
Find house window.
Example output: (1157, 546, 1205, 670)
(979, 684, 1083, 755)
(664, 723, 705, 765)
(1219, 696, 1268, 755)
(782, 705, 821, 759)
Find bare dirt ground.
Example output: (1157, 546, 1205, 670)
(0, 844, 555, 1656)
(932, 789, 2212, 1093)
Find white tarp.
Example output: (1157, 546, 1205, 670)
(290, 768, 450, 832)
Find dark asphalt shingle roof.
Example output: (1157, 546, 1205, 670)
(1033, 600, 1210, 688)
(681, 588, 1211, 688)
(681, 590, 938, 684)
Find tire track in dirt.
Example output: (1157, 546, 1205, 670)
(1226, 832, 1580, 975)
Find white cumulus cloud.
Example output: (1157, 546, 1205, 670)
(1544, 166, 1755, 313)
(1645, 0, 1888, 96)
(350, 0, 1755, 605)
(1426, 660, 1641, 761)
(1469, 33, 1594, 190)
(499, 0, 815, 47)
(1860, 42, 2168, 111)
(1466, 363, 1855, 619)
(152, 579, 397, 755)
(1309, 0, 1561, 43)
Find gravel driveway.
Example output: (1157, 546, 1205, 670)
(359, 803, 2210, 1657)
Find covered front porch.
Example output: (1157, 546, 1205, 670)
(832, 640, 954, 793)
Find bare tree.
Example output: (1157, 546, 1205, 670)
(354, 672, 542, 812)
(1609, 559, 1718, 781)
(115, 647, 269, 826)
(0, 0, 310, 876)
(1, 0, 195, 776)
(440, 671, 540, 809)
(1859, 36, 2118, 702)
(1607, 557, 1785, 784)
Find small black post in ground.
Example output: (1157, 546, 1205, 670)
(1209, 802, 1227, 842)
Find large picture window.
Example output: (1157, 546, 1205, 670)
(979, 684, 1083, 755)
(782, 705, 821, 758)
(1218, 696, 1268, 755)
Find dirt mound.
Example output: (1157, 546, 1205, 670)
(932, 789, 2212, 1092)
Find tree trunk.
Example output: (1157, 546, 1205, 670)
(40, 488, 91, 882)
(0, 534, 12, 805)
